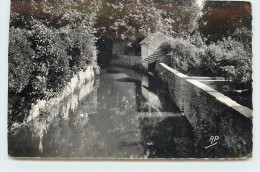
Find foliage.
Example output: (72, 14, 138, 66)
(233, 26, 252, 52)
(159, 37, 203, 75)
(202, 37, 252, 86)
(8, 27, 35, 93)
(8, 0, 99, 126)
(63, 25, 97, 73)
(159, 33, 252, 89)
(198, 1, 252, 43)
(94, 0, 204, 65)
(29, 22, 70, 96)
(198, 1, 252, 88)
(95, 0, 203, 41)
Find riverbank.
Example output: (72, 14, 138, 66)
(9, 65, 97, 130)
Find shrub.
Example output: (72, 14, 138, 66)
(8, 27, 35, 93)
(62, 25, 97, 74)
(159, 34, 252, 90)
(203, 37, 252, 88)
(159, 38, 203, 75)
(28, 22, 70, 96)
(8, 27, 35, 125)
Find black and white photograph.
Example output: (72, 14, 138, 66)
(7, 0, 253, 159)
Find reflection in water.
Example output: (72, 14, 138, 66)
(139, 114, 194, 158)
(8, 66, 250, 158)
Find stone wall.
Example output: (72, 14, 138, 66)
(110, 55, 142, 69)
(156, 62, 252, 158)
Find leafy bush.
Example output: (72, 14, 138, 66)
(8, 27, 35, 93)
(203, 37, 252, 87)
(159, 38, 203, 75)
(29, 22, 70, 96)
(159, 35, 252, 90)
(62, 25, 97, 73)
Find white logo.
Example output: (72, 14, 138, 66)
(205, 136, 219, 149)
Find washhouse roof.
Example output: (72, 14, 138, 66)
(142, 50, 164, 64)
(139, 32, 169, 45)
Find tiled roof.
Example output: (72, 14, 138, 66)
(142, 50, 164, 64)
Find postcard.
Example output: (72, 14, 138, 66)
(8, 0, 252, 159)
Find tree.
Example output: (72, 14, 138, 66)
(8, 0, 100, 126)
(95, 0, 204, 41)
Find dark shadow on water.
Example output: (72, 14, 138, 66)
(117, 77, 139, 83)
(139, 115, 195, 158)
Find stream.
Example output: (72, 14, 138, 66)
(8, 66, 195, 158)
